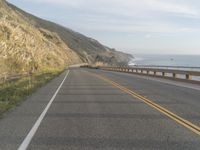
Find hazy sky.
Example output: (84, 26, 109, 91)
(7, 0, 200, 55)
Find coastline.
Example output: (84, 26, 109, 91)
(129, 54, 200, 68)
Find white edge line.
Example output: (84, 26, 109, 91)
(18, 70, 70, 150)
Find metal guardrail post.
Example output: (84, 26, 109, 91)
(162, 72, 165, 76)
(186, 74, 192, 80)
(173, 73, 177, 78)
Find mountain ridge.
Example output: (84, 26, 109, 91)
(7, 1, 133, 64)
(0, 0, 133, 75)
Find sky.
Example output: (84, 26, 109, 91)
(7, 0, 200, 55)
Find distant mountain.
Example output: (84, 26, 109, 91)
(7, 1, 133, 64)
(0, 0, 133, 74)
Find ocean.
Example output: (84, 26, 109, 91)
(128, 54, 200, 80)
(129, 54, 200, 68)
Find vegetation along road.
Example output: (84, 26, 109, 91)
(0, 68, 200, 150)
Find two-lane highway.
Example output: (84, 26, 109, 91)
(0, 68, 200, 150)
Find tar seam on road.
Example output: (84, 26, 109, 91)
(92, 73, 200, 136)
(18, 70, 70, 150)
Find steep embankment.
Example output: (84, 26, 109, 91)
(0, 0, 82, 75)
(0, 0, 133, 115)
(0, 0, 133, 76)
(8, 1, 133, 65)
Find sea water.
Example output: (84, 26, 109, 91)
(129, 54, 200, 81)
(129, 54, 200, 68)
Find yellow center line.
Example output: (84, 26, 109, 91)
(91, 72, 200, 136)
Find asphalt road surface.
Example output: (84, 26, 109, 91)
(0, 68, 200, 150)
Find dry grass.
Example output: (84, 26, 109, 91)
(0, 68, 64, 116)
(0, 1, 81, 116)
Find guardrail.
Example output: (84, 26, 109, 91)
(101, 67, 200, 84)
(0, 72, 30, 84)
(131, 65, 200, 69)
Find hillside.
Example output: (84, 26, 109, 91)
(0, 0, 82, 75)
(0, 0, 133, 76)
(7, 1, 133, 65)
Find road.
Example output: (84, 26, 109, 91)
(0, 68, 200, 150)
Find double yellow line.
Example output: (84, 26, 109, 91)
(94, 73, 200, 136)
